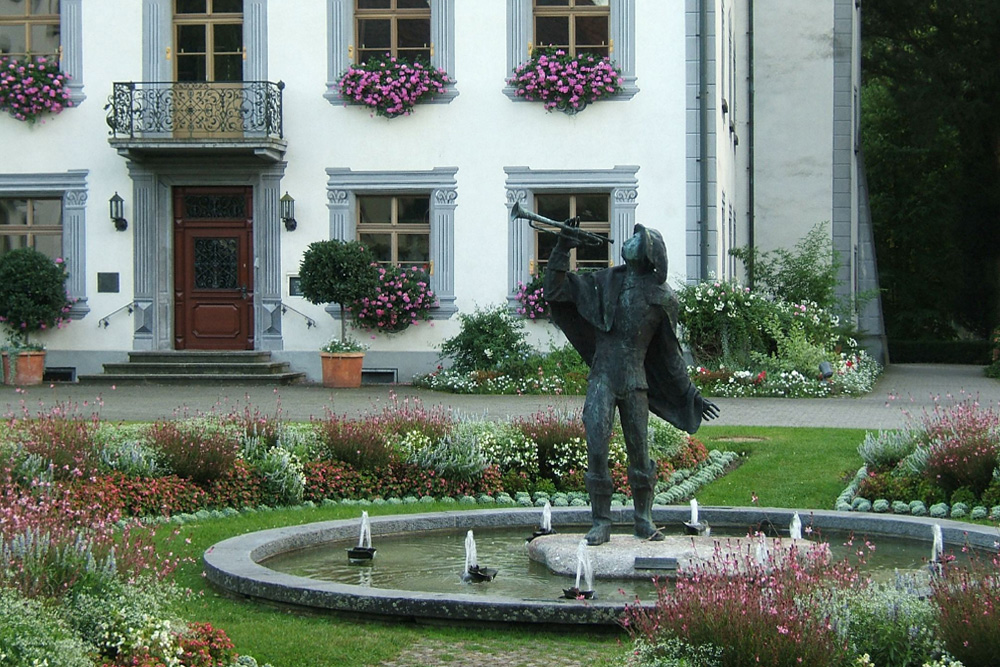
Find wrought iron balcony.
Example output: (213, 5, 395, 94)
(105, 80, 284, 140)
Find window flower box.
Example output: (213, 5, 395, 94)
(507, 49, 623, 114)
(336, 55, 450, 118)
(0, 56, 72, 123)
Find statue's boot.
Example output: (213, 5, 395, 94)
(630, 463, 664, 541)
(585, 474, 613, 546)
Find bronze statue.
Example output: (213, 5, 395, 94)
(522, 207, 718, 545)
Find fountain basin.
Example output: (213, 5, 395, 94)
(203, 506, 997, 627)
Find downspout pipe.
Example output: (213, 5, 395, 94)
(747, 0, 756, 288)
(699, 0, 710, 281)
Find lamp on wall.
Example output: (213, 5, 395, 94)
(109, 192, 128, 231)
(280, 192, 297, 231)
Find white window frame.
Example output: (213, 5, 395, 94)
(504, 0, 637, 101)
(326, 167, 458, 318)
(325, 0, 458, 105)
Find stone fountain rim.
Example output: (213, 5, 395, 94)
(202, 505, 997, 627)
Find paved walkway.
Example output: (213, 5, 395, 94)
(1, 363, 996, 430)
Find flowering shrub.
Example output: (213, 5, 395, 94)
(337, 55, 449, 118)
(314, 412, 396, 471)
(507, 48, 623, 113)
(514, 275, 548, 319)
(921, 400, 1000, 496)
(0, 56, 72, 123)
(932, 552, 1000, 666)
(6, 404, 100, 480)
(352, 265, 435, 333)
(147, 419, 241, 485)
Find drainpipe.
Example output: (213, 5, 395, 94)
(746, 0, 756, 289)
(699, 0, 710, 281)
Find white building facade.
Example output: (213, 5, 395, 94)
(0, 0, 882, 383)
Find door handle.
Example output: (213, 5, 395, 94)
(240, 285, 249, 300)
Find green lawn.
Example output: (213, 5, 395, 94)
(159, 426, 870, 667)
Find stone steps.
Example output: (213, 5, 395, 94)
(77, 351, 305, 385)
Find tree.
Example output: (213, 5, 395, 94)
(298, 240, 379, 344)
(862, 0, 1000, 340)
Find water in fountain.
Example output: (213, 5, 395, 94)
(789, 512, 802, 540)
(541, 501, 553, 533)
(575, 539, 594, 591)
(465, 529, 478, 574)
(690, 498, 699, 525)
(358, 510, 372, 549)
(754, 533, 769, 566)
(931, 524, 944, 562)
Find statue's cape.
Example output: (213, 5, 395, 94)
(548, 266, 705, 434)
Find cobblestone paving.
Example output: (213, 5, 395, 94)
(378, 638, 618, 666)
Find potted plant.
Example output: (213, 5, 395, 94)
(299, 240, 379, 387)
(0, 248, 73, 385)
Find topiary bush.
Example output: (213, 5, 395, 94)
(298, 239, 379, 344)
(0, 247, 73, 346)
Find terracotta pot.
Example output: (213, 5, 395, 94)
(320, 351, 365, 388)
(2, 350, 46, 386)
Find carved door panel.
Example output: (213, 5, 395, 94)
(173, 187, 253, 350)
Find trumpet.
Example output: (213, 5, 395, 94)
(510, 201, 612, 246)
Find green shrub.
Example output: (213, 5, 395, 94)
(623, 636, 723, 667)
(648, 416, 690, 461)
(0, 587, 93, 667)
(254, 446, 306, 506)
(438, 304, 533, 374)
(857, 428, 920, 471)
(0, 247, 73, 345)
(406, 432, 488, 483)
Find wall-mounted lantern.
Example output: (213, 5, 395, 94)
(280, 192, 297, 231)
(109, 192, 128, 232)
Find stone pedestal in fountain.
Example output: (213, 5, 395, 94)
(527, 533, 819, 579)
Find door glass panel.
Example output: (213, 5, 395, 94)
(183, 194, 247, 218)
(214, 53, 242, 81)
(175, 0, 207, 13)
(213, 0, 243, 12)
(359, 233, 392, 264)
(177, 24, 206, 52)
(194, 237, 239, 289)
(214, 22, 241, 52)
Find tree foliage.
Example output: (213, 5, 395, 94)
(862, 0, 1000, 340)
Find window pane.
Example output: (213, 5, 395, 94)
(397, 233, 429, 263)
(0, 1, 25, 16)
(357, 0, 391, 8)
(176, 54, 206, 81)
(397, 18, 429, 49)
(576, 234, 610, 265)
(31, 199, 61, 224)
(535, 16, 568, 47)
(30, 0, 60, 14)
(0, 200, 28, 226)
(212, 0, 242, 12)
(396, 0, 430, 8)
(33, 233, 61, 260)
(397, 196, 429, 224)
(576, 194, 608, 221)
(536, 195, 570, 222)
(357, 18, 390, 49)
(535, 0, 569, 6)
(0, 25, 27, 55)
(30, 22, 60, 55)
(214, 23, 242, 52)
(177, 24, 206, 52)
(358, 196, 392, 224)
(0, 235, 28, 256)
(175, 0, 207, 14)
(213, 53, 242, 81)
(574, 0, 609, 6)
(359, 233, 392, 263)
(576, 15, 608, 47)
(398, 47, 430, 61)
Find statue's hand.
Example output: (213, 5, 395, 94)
(559, 215, 585, 248)
(701, 399, 720, 421)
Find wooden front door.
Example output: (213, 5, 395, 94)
(173, 186, 253, 350)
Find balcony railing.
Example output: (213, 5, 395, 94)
(105, 80, 284, 139)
